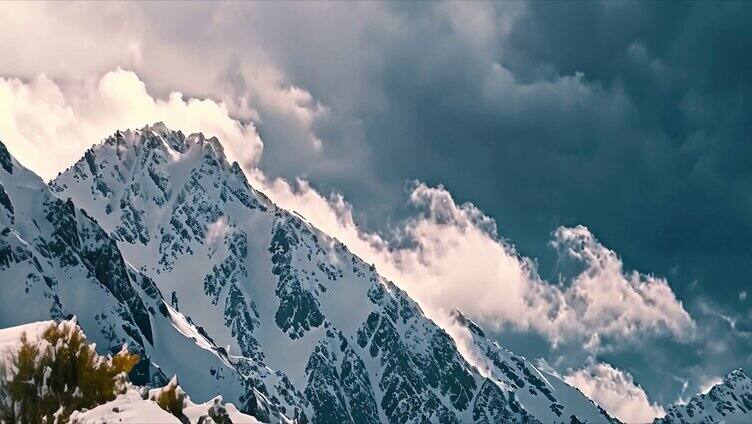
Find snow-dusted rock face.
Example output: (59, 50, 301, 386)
(450, 310, 615, 424)
(655, 369, 752, 424)
(42, 124, 623, 423)
(0, 139, 155, 368)
(0, 139, 283, 420)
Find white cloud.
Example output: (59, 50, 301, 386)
(550, 226, 695, 343)
(564, 361, 666, 423)
(206, 216, 230, 245)
(0, 69, 263, 181)
(0, 3, 329, 169)
(251, 176, 695, 350)
(697, 375, 722, 395)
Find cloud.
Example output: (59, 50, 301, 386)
(251, 174, 695, 350)
(550, 226, 695, 343)
(563, 361, 666, 423)
(206, 216, 230, 245)
(697, 375, 722, 395)
(0, 69, 263, 180)
(0, 2, 331, 179)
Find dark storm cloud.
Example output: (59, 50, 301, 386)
(250, 1, 750, 305)
(300, 2, 752, 300)
(233, 2, 752, 400)
(495, 1, 752, 303)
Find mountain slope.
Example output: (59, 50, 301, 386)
(655, 369, 752, 424)
(48, 123, 615, 423)
(0, 139, 300, 422)
(450, 310, 615, 423)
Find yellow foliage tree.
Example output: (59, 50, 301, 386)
(0, 320, 139, 423)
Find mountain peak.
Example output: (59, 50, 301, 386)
(135, 122, 225, 158)
(50, 124, 266, 249)
(97, 123, 226, 163)
(725, 368, 750, 384)
(144, 121, 171, 134)
(655, 368, 752, 423)
(185, 131, 227, 162)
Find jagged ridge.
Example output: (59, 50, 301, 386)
(46, 124, 619, 423)
(655, 369, 752, 424)
(0, 138, 281, 421)
(0, 124, 644, 423)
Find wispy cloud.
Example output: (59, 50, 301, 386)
(563, 360, 666, 422)
(253, 176, 695, 351)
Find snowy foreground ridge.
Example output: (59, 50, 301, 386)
(1, 125, 750, 423)
(0, 320, 261, 423)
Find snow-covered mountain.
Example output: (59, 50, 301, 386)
(0, 137, 292, 421)
(3, 124, 751, 423)
(40, 123, 615, 423)
(14, 123, 744, 423)
(449, 310, 615, 423)
(654, 369, 752, 424)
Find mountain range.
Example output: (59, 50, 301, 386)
(1, 124, 749, 423)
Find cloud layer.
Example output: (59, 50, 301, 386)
(0, 69, 263, 181)
(0, 2, 328, 179)
(254, 175, 694, 351)
(1, 67, 694, 355)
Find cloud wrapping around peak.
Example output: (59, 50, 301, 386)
(1, 67, 696, 412)
(697, 375, 723, 395)
(0, 69, 263, 181)
(563, 361, 666, 423)
(252, 175, 695, 351)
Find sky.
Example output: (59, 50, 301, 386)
(1, 2, 750, 421)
